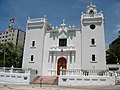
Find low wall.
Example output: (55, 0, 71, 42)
(0, 68, 36, 84)
(59, 75, 115, 86)
(0, 72, 30, 84)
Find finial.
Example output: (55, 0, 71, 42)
(90, 2, 93, 6)
(69, 25, 71, 28)
(100, 11, 102, 13)
(44, 15, 46, 18)
(72, 25, 75, 28)
(63, 19, 65, 24)
(28, 17, 30, 20)
(81, 12, 84, 15)
(56, 26, 58, 28)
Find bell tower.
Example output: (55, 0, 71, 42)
(81, 2, 106, 70)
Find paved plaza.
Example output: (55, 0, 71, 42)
(0, 84, 120, 90)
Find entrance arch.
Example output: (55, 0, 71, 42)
(57, 57, 67, 75)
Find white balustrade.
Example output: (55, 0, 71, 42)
(0, 67, 31, 74)
(0, 67, 36, 84)
(50, 45, 75, 51)
(59, 69, 112, 76)
(48, 69, 56, 75)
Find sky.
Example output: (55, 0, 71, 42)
(0, 0, 120, 49)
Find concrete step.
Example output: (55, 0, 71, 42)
(30, 76, 40, 84)
(31, 76, 58, 84)
(53, 76, 58, 85)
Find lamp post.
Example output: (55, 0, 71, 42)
(3, 47, 5, 67)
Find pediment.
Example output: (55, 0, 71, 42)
(59, 30, 67, 38)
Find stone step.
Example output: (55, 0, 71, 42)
(53, 76, 58, 85)
(31, 76, 58, 84)
(30, 76, 40, 84)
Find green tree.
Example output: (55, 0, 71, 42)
(0, 42, 23, 68)
(0, 43, 4, 67)
(106, 37, 120, 64)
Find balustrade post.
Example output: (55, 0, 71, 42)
(11, 65, 14, 73)
(60, 69, 62, 75)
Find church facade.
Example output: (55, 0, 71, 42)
(22, 3, 106, 76)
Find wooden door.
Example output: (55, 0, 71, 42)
(57, 57, 67, 75)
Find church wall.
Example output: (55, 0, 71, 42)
(81, 18, 106, 70)
(69, 30, 82, 69)
(42, 31, 57, 76)
(22, 3, 108, 84)
(22, 27, 45, 75)
(42, 29, 82, 76)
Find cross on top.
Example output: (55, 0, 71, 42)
(62, 19, 65, 24)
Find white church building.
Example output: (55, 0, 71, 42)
(22, 3, 115, 85)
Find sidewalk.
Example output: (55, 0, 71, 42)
(0, 84, 120, 90)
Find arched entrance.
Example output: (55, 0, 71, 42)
(57, 57, 67, 75)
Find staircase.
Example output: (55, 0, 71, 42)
(53, 76, 58, 85)
(30, 76, 40, 84)
(30, 76, 58, 85)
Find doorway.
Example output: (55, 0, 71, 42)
(57, 57, 67, 75)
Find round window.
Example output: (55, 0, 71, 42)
(89, 10, 94, 14)
(90, 24, 95, 29)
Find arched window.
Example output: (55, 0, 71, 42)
(31, 55, 34, 61)
(91, 39, 95, 45)
(32, 41, 35, 47)
(92, 54, 95, 61)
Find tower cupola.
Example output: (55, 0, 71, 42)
(86, 2, 97, 16)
